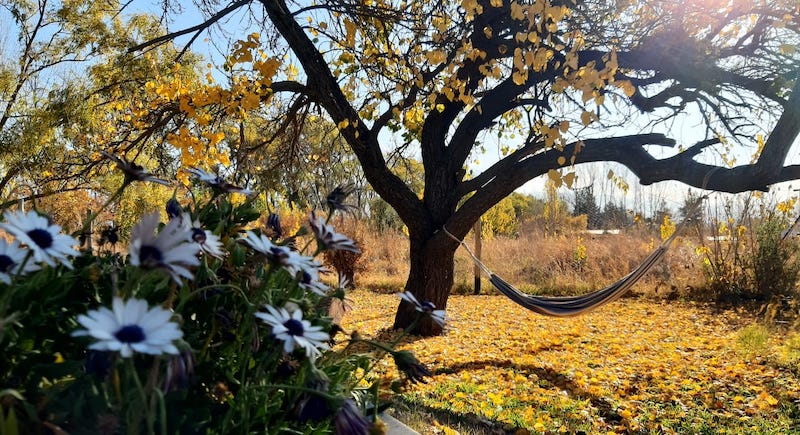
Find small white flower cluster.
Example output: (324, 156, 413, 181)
(71, 211, 225, 358)
(72, 206, 359, 361)
(241, 231, 329, 295)
(128, 211, 228, 285)
(0, 210, 79, 283)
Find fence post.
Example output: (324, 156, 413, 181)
(85, 209, 93, 252)
(473, 219, 482, 295)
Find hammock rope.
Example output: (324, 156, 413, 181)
(443, 196, 705, 317)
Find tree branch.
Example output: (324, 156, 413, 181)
(260, 0, 426, 226)
(127, 0, 250, 53)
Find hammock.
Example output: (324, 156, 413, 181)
(443, 199, 702, 317)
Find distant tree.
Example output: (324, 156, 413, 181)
(574, 185, 601, 229)
(601, 202, 632, 229)
(508, 192, 540, 224)
(680, 190, 706, 224)
(481, 196, 518, 237)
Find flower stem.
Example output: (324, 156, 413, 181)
(127, 358, 155, 434)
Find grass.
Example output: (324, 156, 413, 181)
(356, 224, 705, 299)
(342, 290, 800, 434)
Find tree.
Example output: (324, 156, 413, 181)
(601, 202, 631, 229)
(129, 0, 799, 335)
(573, 185, 600, 228)
(0, 1, 205, 214)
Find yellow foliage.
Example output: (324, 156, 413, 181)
(660, 215, 675, 241)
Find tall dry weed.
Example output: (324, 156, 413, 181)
(354, 220, 709, 299)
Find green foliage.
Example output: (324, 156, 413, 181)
(695, 199, 753, 301)
(535, 181, 587, 236)
(573, 185, 600, 229)
(695, 196, 800, 302)
(751, 215, 800, 299)
(572, 236, 587, 271)
(777, 333, 800, 371)
(479, 193, 541, 238)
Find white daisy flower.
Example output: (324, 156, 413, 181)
(241, 231, 321, 277)
(0, 238, 40, 284)
(298, 267, 329, 296)
(398, 292, 446, 327)
(72, 297, 183, 358)
(129, 212, 200, 285)
(309, 212, 360, 253)
(241, 230, 279, 255)
(0, 210, 79, 269)
(256, 305, 329, 358)
(186, 167, 253, 195)
(178, 213, 226, 259)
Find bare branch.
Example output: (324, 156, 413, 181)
(127, 0, 250, 54)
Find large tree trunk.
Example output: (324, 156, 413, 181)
(392, 232, 458, 336)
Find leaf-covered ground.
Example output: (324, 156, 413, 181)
(342, 291, 800, 434)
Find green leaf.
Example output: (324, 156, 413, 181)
(1, 406, 19, 435)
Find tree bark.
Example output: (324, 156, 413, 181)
(392, 231, 459, 336)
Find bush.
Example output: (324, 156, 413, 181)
(0, 162, 435, 434)
(751, 215, 800, 299)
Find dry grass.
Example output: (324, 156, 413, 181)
(354, 223, 706, 300)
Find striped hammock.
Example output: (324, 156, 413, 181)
(443, 200, 700, 317)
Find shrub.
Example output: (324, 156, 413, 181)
(750, 215, 800, 300)
(0, 161, 435, 434)
(695, 211, 751, 301)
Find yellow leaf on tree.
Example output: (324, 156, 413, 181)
(780, 44, 797, 55)
(564, 52, 579, 70)
(557, 156, 566, 165)
(512, 70, 528, 85)
(240, 92, 260, 111)
(564, 171, 576, 188)
(425, 50, 447, 65)
(581, 111, 594, 126)
(344, 19, 357, 48)
(617, 80, 636, 97)
(547, 169, 562, 187)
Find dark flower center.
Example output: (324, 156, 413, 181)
(420, 301, 436, 313)
(114, 324, 146, 343)
(267, 247, 289, 264)
(165, 199, 182, 219)
(139, 245, 163, 268)
(267, 213, 282, 237)
(284, 318, 305, 336)
(301, 271, 312, 284)
(27, 229, 53, 249)
(192, 228, 207, 244)
(0, 255, 15, 273)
